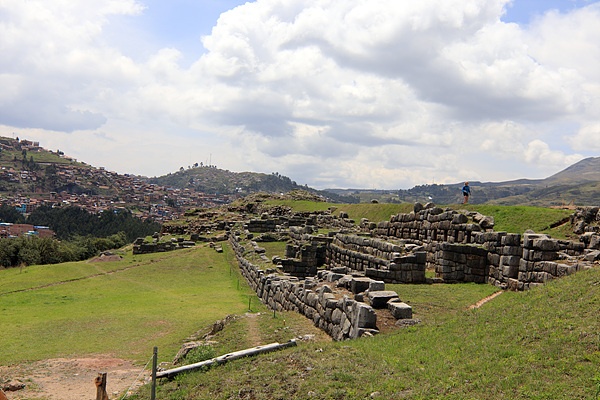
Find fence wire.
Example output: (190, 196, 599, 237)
(119, 354, 154, 399)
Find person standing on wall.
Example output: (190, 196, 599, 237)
(462, 182, 471, 204)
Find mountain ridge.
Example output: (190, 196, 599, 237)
(1, 135, 598, 206)
(327, 157, 600, 206)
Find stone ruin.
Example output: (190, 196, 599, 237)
(224, 203, 599, 340)
(230, 232, 413, 340)
(136, 202, 598, 340)
(132, 235, 197, 254)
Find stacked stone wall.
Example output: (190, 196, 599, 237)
(326, 234, 426, 283)
(246, 218, 281, 233)
(360, 207, 591, 290)
(433, 242, 488, 283)
(513, 233, 586, 291)
(481, 233, 522, 287)
(132, 238, 196, 254)
(374, 208, 486, 245)
(283, 227, 332, 277)
(230, 235, 379, 340)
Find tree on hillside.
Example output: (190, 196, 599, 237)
(0, 204, 26, 223)
(26, 206, 161, 241)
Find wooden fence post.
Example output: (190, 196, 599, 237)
(94, 372, 108, 400)
(151, 346, 158, 400)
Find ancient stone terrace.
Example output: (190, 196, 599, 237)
(236, 203, 598, 292)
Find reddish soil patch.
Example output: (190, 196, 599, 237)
(468, 290, 503, 310)
(89, 254, 123, 262)
(0, 357, 148, 400)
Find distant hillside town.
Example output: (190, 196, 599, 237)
(0, 222, 54, 239)
(0, 136, 237, 224)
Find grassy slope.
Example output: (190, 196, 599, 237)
(0, 244, 256, 365)
(135, 269, 600, 400)
(2, 202, 596, 399)
(128, 202, 597, 399)
(271, 200, 573, 237)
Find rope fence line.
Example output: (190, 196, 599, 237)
(118, 354, 154, 400)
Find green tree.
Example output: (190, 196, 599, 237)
(0, 204, 26, 223)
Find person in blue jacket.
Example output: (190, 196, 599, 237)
(462, 182, 471, 204)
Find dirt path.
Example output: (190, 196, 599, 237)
(0, 357, 149, 400)
(245, 312, 263, 347)
(0, 256, 160, 297)
(467, 290, 503, 310)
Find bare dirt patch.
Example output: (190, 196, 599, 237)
(0, 357, 148, 400)
(89, 254, 123, 263)
(467, 290, 503, 310)
(244, 312, 263, 347)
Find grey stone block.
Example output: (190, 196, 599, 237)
(367, 291, 400, 309)
(388, 302, 413, 319)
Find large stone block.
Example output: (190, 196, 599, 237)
(500, 255, 521, 267)
(351, 277, 372, 294)
(351, 302, 377, 329)
(320, 292, 336, 308)
(388, 301, 413, 319)
(369, 280, 386, 292)
(532, 238, 560, 252)
(523, 233, 550, 248)
(367, 291, 400, 309)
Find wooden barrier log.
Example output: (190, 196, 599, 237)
(157, 339, 297, 379)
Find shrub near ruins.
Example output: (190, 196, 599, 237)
(0, 232, 128, 267)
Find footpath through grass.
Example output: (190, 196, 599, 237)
(0, 244, 254, 365)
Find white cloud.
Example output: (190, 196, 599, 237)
(1, 0, 598, 188)
(524, 139, 583, 168)
(569, 122, 600, 151)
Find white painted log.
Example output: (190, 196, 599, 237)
(157, 339, 297, 379)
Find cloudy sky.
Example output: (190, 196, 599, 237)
(1, 0, 599, 189)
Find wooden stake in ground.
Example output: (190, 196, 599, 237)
(95, 373, 109, 400)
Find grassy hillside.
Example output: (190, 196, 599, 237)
(2, 202, 596, 399)
(266, 200, 574, 238)
(132, 268, 600, 400)
(0, 245, 257, 364)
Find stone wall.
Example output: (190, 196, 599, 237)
(326, 234, 427, 283)
(373, 206, 493, 245)
(230, 234, 380, 340)
(230, 233, 418, 340)
(513, 233, 586, 291)
(433, 242, 488, 283)
(132, 237, 196, 254)
(367, 206, 593, 290)
(480, 232, 521, 287)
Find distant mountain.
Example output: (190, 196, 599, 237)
(330, 157, 600, 206)
(145, 167, 356, 203)
(544, 157, 600, 184)
(3, 134, 597, 207)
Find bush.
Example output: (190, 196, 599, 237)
(184, 345, 216, 366)
(0, 232, 131, 268)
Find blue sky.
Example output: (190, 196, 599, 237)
(502, 0, 600, 23)
(1, 0, 600, 189)
(140, 1, 247, 50)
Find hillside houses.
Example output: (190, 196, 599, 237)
(0, 136, 237, 225)
(0, 223, 54, 239)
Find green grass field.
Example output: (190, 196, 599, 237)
(133, 267, 600, 400)
(0, 244, 257, 365)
